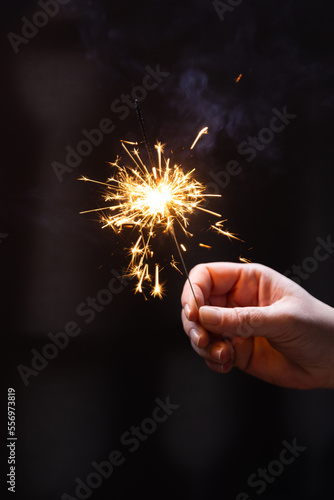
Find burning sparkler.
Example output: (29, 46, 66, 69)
(79, 107, 239, 299)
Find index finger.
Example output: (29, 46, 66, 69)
(181, 262, 255, 320)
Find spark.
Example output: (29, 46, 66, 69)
(190, 127, 208, 150)
(151, 263, 164, 298)
(155, 142, 164, 177)
(199, 243, 212, 249)
(79, 128, 239, 298)
(211, 220, 242, 241)
(121, 140, 139, 145)
(235, 73, 242, 83)
(170, 256, 183, 274)
(239, 256, 251, 263)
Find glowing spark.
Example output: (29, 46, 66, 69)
(190, 127, 208, 150)
(212, 220, 242, 241)
(137, 263, 150, 294)
(121, 140, 139, 145)
(151, 264, 163, 298)
(235, 73, 242, 83)
(239, 256, 251, 263)
(155, 142, 164, 177)
(170, 256, 183, 274)
(199, 243, 212, 249)
(79, 127, 238, 298)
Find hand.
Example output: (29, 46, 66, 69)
(181, 262, 334, 389)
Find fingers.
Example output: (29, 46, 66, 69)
(180, 261, 293, 377)
(181, 308, 235, 372)
(198, 303, 283, 339)
(181, 262, 258, 307)
(181, 263, 224, 322)
(181, 308, 210, 348)
(190, 337, 233, 365)
(181, 262, 264, 323)
(185, 262, 244, 298)
(205, 359, 234, 374)
(181, 282, 205, 323)
(180, 261, 325, 385)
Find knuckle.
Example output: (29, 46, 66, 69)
(189, 263, 203, 278)
(234, 308, 252, 337)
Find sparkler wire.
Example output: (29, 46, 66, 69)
(135, 99, 156, 172)
(170, 225, 199, 309)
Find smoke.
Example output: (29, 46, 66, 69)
(43, 0, 334, 165)
(164, 0, 334, 160)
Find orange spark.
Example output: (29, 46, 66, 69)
(190, 127, 208, 150)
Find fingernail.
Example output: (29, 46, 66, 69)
(190, 328, 201, 346)
(214, 347, 224, 362)
(184, 304, 191, 320)
(199, 306, 221, 325)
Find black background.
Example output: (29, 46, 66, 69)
(1, 1, 334, 499)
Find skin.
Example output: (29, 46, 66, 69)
(181, 262, 334, 390)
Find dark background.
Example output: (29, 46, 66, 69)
(1, 1, 334, 498)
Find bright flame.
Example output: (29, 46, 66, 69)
(145, 183, 172, 216)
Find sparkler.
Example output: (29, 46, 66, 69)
(79, 105, 239, 301)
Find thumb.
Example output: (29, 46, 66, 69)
(198, 304, 284, 339)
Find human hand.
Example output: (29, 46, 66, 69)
(181, 262, 334, 389)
